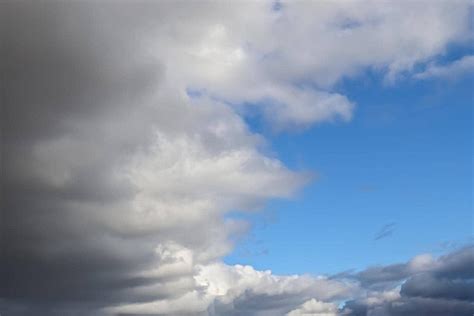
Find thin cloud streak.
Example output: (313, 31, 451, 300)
(374, 222, 397, 241)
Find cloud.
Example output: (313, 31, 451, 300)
(353, 245, 473, 288)
(341, 246, 474, 316)
(414, 55, 474, 80)
(1, 1, 472, 315)
(374, 222, 397, 241)
(1, 2, 308, 314)
(401, 274, 474, 301)
(173, 0, 471, 128)
(109, 263, 355, 315)
(286, 299, 338, 316)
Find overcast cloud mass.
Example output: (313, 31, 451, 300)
(1, 1, 473, 315)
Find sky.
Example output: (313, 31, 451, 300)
(1, 1, 473, 316)
(226, 46, 474, 275)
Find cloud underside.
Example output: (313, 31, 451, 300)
(1, 1, 472, 315)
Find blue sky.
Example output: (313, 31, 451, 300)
(226, 46, 473, 275)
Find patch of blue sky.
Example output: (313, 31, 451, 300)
(226, 45, 473, 275)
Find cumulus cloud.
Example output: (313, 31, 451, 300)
(286, 299, 339, 316)
(1, 2, 306, 314)
(110, 263, 354, 316)
(1, 1, 472, 315)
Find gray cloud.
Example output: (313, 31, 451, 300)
(343, 296, 474, 316)
(341, 246, 474, 316)
(401, 274, 474, 301)
(354, 246, 474, 287)
(374, 222, 397, 241)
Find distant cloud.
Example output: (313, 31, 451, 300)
(340, 246, 474, 316)
(414, 55, 474, 80)
(374, 222, 397, 241)
(286, 299, 338, 316)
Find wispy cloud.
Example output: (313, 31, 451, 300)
(374, 222, 397, 241)
(414, 55, 474, 80)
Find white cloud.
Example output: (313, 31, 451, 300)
(414, 55, 474, 80)
(140, 0, 471, 128)
(109, 262, 356, 315)
(286, 299, 339, 316)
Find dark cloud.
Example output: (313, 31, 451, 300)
(434, 245, 474, 279)
(341, 246, 474, 316)
(343, 297, 474, 316)
(0, 2, 308, 314)
(401, 274, 474, 301)
(1, 1, 163, 143)
(354, 246, 474, 286)
(1, 2, 196, 313)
